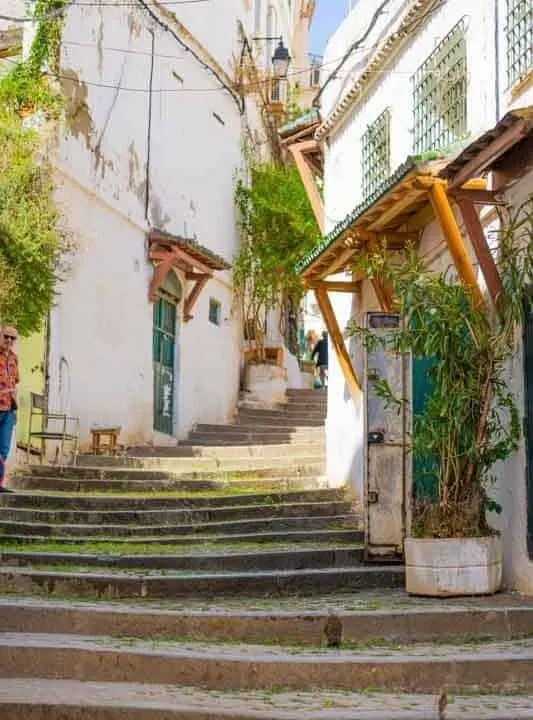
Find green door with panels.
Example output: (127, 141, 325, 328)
(153, 296, 176, 435)
(153, 271, 182, 435)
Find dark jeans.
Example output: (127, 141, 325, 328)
(0, 410, 16, 484)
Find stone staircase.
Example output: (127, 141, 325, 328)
(1, 388, 533, 717)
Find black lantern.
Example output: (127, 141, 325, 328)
(271, 38, 291, 79)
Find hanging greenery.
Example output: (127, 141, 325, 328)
(234, 161, 320, 360)
(0, 0, 66, 334)
(347, 197, 533, 539)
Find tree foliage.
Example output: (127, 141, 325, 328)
(347, 197, 533, 538)
(0, 0, 65, 335)
(234, 162, 320, 358)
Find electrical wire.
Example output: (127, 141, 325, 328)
(0, 0, 209, 22)
(313, 0, 393, 107)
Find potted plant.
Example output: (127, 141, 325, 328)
(348, 198, 533, 596)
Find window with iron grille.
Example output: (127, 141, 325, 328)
(361, 109, 391, 199)
(506, 0, 533, 88)
(412, 20, 467, 154)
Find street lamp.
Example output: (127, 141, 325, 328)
(271, 38, 291, 79)
(239, 35, 292, 78)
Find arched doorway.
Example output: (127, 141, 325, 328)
(153, 270, 182, 435)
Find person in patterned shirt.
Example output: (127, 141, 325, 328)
(0, 326, 19, 492)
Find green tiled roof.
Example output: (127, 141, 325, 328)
(295, 152, 445, 275)
(279, 108, 320, 137)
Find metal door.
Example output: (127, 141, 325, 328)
(365, 312, 406, 556)
(153, 295, 177, 435)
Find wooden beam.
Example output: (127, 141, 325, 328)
(370, 278, 393, 312)
(183, 275, 211, 321)
(148, 258, 175, 302)
(308, 281, 361, 293)
(367, 187, 422, 231)
(448, 120, 529, 189)
(450, 189, 504, 205)
(317, 246, 356, 278)
(428, 181, 484, 307)
(314, 285, 361, 399)
(457, 198, 501, 309)
(289, 142, 324, 234)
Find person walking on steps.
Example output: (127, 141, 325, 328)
(312, 330, 329, 388)
(0, 326, 19, 493)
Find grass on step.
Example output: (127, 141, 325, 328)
(0, 539, 361, 556)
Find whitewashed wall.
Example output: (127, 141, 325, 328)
(47, 0, 301, 446)
(320, 0, 533, 542)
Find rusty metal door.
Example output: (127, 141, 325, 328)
(365, 312, 406, 557)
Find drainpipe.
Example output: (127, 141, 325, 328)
(145, 28, 155, 225)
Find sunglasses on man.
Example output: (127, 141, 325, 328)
(2, 335, 16, 341)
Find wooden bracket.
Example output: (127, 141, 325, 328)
(289, 141, 325, 234)
(183, 274, 211, 322)
(308, 281, 361, 293)
(148, 258, 175, 302)
(457, 198, 501, 310)
(314, 284, 361, 399)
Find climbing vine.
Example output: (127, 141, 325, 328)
(0, 0, 66, 334)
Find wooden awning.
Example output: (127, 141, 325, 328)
(296, 154, 501, 400)
(148, 230, 230, 321)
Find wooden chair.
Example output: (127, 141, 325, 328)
(27, 393, 80, 467)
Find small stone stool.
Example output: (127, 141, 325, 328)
(90, 426, 122, 456)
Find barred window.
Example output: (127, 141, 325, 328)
(412, 20, 467, 154)
(506, 0, 533, 87)
(361, 109, 391, 199)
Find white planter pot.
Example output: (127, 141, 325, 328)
(405, 536, 502, 597)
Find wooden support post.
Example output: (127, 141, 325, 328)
(184, 275, 210, 321)
(314, 285, 361, 399)
(457, 198, 501, 309)
(289, 142, 325, 234)
(428, 181, 484, 307)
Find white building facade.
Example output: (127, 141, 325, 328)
(314, 0, 533, 589)
(43, 0, 313, 447)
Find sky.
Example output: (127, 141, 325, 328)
(310, 0, 350, 56)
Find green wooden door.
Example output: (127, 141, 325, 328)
(523, 294, 533, 559)
(153, 296, 177, 435)
(412, 356, 439, 502)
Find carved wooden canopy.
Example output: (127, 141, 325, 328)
(148, 230, 230, 322)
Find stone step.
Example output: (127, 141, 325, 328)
(1, 679, 530, 720)
(0, 528, 363, 547)
(181, 436, 321, 447)
(2, 596, 532, 645)
(193, 423, 325, 436)
(0, 545, 366, 572)
(237, 410, 326, 423)
(1, 632, 532, 692)
(0, 513, 357, 538)
(0, 487, 346, 510)
(7, 473, 328, 494)
(0, 565, 405, 598)
(71, 456, 325, 472)
(0, 499, 354, 525)
(125, 442, 325, 459)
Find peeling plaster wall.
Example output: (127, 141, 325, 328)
(49, 0, 306, 444)
(321, 0, 533, 582)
